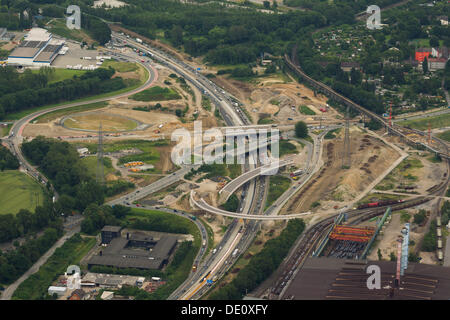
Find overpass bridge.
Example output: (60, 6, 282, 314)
(191, 191, 310, 220)
(218, 159, 293, 203)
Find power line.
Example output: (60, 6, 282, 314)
(96, 122, 104, 185)
(342, 106, 351, 169)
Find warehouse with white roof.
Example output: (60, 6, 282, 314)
(7, 28, 65, 66)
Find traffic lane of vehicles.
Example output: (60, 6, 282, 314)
(115, 33, 259, 299)
(2, 53, 158, 199)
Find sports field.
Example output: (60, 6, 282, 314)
(0, 170, 45, 215)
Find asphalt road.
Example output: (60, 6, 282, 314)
(115, 34, 264, 300)
(0, 51, 158, 301)
(0, 225, 81, 300)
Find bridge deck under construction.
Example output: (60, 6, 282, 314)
(329, 225, 375, 242)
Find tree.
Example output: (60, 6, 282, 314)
(367, 119, 381, 130)
(295, 121, 308, 138)
(223, 194, 239, 212)
(413, 209, 426, 225)
(377, 248, 382, 260)
(389, 252, 397, 261)
(423, 57, 428, 74)
(429, 36, 439, 48)
(263, 1, 270, 9)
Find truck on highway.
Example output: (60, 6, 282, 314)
(202, 240, 206, 247)
(136, 38, 143, 43)
(232, 249, 239, 258)
(290, 169, 304, 177)
(192, 265, 197, 272)
(190, 215, 197, 221)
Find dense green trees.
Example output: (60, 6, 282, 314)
(0, 225, 62, 284)
(82, 14, 111, 45)
(0, 200, 63, 243)
(85, 0, 326, 65)
(0, 66, 123, 120)
(223, 194, 239, 212)
(294, 121, 308, 138)
(422, 219, 437, 252)
(22, 136, 105, 211)
(0, 145, 19, 170)
(80, 204, 121, 235)
(413, 209, 427, 225)
(209, 219, 305, 300)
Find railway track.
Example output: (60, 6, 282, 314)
(269, 171, 449, 299)
(283, 49, 450, 160)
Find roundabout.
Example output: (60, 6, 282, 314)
(60, 111, 149, 133)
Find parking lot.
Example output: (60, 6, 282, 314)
(51, 38, 101, 68)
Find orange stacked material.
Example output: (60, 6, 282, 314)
(329, 225, 375, 243)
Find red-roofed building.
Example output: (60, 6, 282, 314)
(415, 48, 431, 62)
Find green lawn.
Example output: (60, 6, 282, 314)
(130, 86, 181, 102)
(31, 68, 86, 84)
(12, 235, 96, 300)
(258, 117, 274, 124)
(279, 140, 298, 157)
(4, 63, 149, 121)
(1, 123, 12, 137)
(398, 113, 450, 131)
(80, 156, 116, 178)
(299, 105, 316, 115)
(437, 130, 450, 142)
(75, 140, 169, 173)
(34, 101, 108, 123)
(265, 175, 291, 210)
(102, 60, 139, 73)
(0, 170, 46, 215)
(47, 19, 95, 44)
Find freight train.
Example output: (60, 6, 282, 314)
(357, 199, 404, 210)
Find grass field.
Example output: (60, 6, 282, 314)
(64, 113, 138, 132)
(34, 101, 109, 124)
(4, 62, 149, 121)
(437, 130, 450, 142)
(47, 19, 95, 44)
(76, 140, 169, 173)
(1, 123, 12, 137)
(0, 170, 46, 215)
(265, 175, 291, 210)
(375, 157, 423, 190)
(102, 60, 139, 73)
(299, 105, 316, 115)
(279, 140, 298, 157)
(130, 86, 181, 102)
(398, 113, 450, 131)
(12, 235, 96, 300)
(80, 156, 116, 178)
(31, 68, 86, 84)
(258, 117, 274, 124)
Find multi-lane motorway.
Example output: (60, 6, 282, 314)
(110, 33, 268, 300)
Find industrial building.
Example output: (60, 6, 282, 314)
(7, 28, 65, 66)
(48, 286, 67, 297)
(281, 257, 450, 300)
(89, 229, 178, 270)
(0, 28, 14, 41)
(82, 272, 145, 289)
(101, 225, 122, 244)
